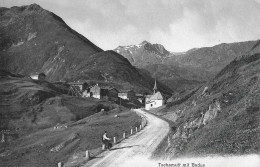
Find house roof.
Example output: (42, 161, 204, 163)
(89, 84, 100, 91)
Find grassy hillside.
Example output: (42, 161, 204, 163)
(153, 53, 260, 157)
(0, 70, 116, 132)
(0, 70, 142, 167)
(0, 107, 141, 167)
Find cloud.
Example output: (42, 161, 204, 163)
(1, 0, 260, 51)
(70, 19, 146, 49)
(149, 0, 260, 51)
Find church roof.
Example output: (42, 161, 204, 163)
(149, 91, 163, 100)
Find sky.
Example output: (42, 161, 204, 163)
(1, 0, 260, 52)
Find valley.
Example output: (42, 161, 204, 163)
(0, 3, 260, 167)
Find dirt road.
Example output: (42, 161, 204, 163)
(84, 109, 170, 167)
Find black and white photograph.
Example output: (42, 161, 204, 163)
(0, 0, 260, 167)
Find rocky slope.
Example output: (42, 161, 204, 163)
(0, 4, 171, 94)
(115, 40, 260, 92)
(154, 53, 260, 157)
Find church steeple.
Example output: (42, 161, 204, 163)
(153, 79, 157, 94)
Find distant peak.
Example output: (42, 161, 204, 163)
(139, 40, 150, 45)
(27, 3, 43, 11)
(9, 3, 44, 14)
(143, 42, 170, 57)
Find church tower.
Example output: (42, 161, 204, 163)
(153, 79, 157, 94)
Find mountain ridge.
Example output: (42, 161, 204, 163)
(0, 4, 172, 94)
(114, 39, 260, 92)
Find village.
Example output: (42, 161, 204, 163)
(30, 73, 165, 110)
(66, 79, 164, 110)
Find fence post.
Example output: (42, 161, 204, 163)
(113, 137, 116, 144)
(86, 150, 90, 160)
(58, 162, 63, 167)
(131, 129, 133, 135)
(123, 132, 126, 139)
(140, 124, 142, 130)
(136, 127, 138, 132)
(1, 134, 4, 143)
(102, 144, 105, 150)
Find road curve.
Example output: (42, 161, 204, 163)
(84, 109, 170, 167)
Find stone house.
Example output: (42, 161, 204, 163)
(68, 82, 88, 92)
(118, 90, 136, 100)
(83, 84, 118, 101)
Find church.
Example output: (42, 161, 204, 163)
(145, 80, 164, 110)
